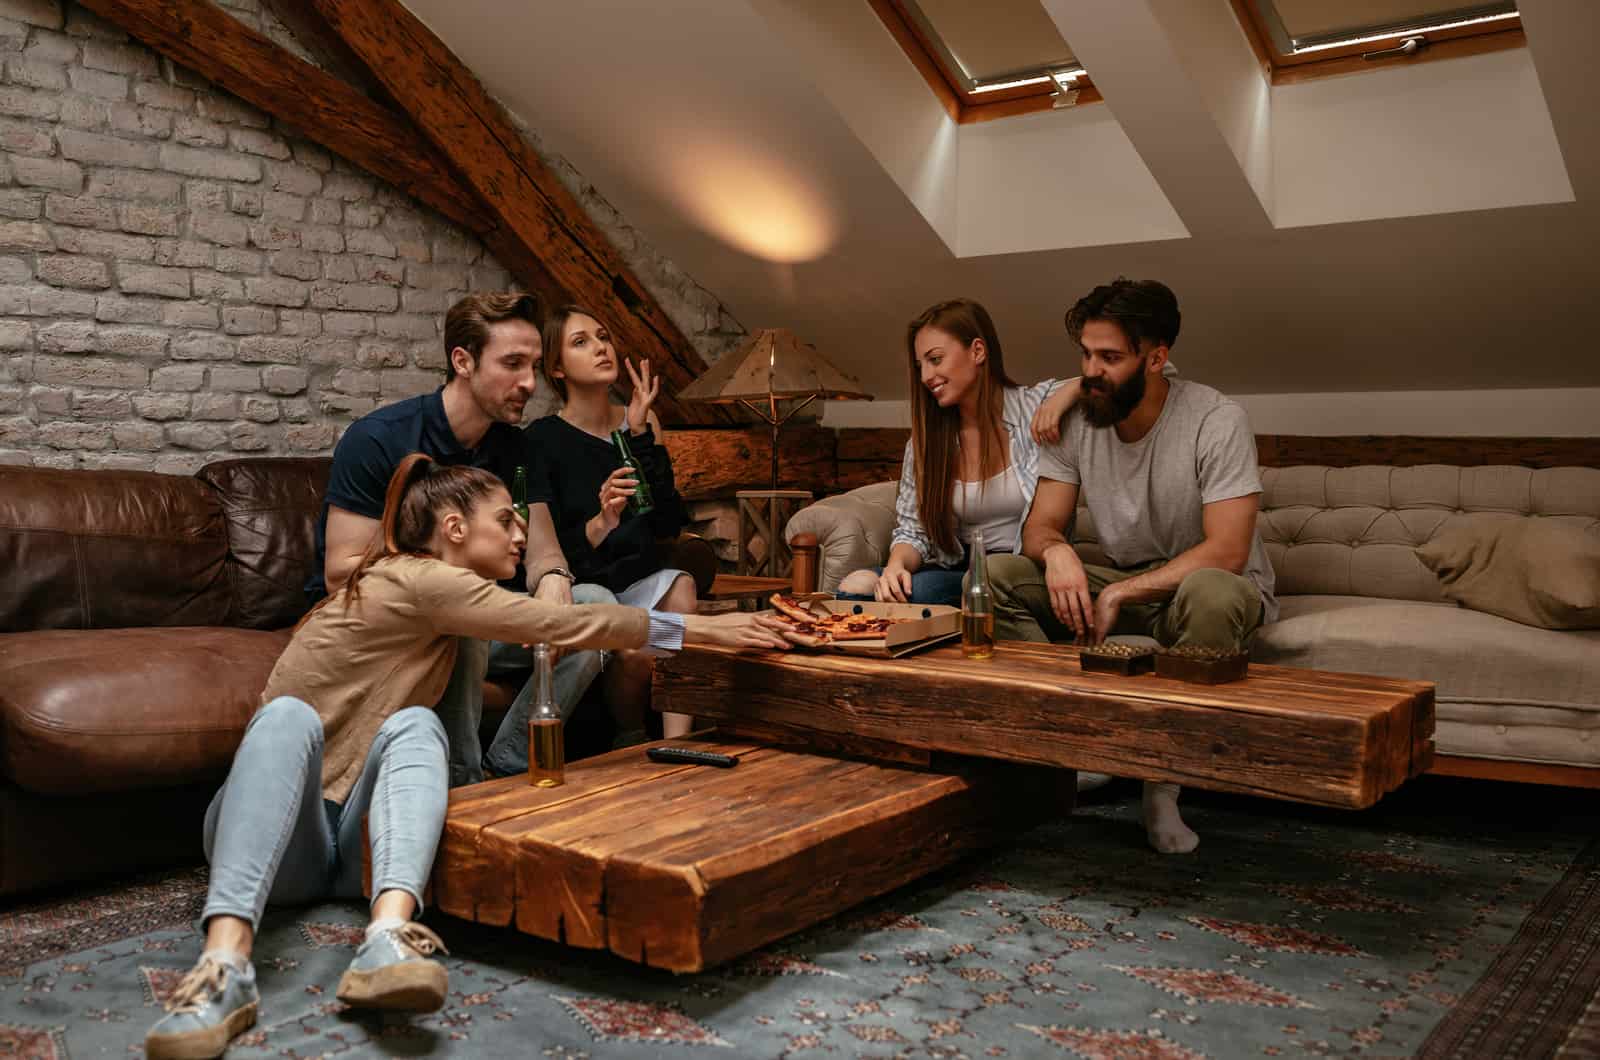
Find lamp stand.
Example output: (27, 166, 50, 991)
(738, 392, 819, 491)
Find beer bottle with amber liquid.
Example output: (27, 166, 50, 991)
(610, 429, 654, 516)
(527, 643, 564, 787)
(511, 465, 530, 523)
(963, 529, 996, 659)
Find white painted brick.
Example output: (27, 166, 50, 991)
(401, 287, 445, 314)
(322, 257, 356, 283)
(152, 452, 206, 475)
(81, 452, 155, 471)
(158, 144, 260, 183)
(40, 419, 110, 449)
(0, 113, 51, 154)
(308, 198, 340, 225)
(53, 95, 104, 130)
(118, 203, 179, 236)
(26, 286, 95, 316)
(29, 385, 68, 413)
(191, 271, 243, 300)
(117, 263, 188, 297)
(229, 126, 289, 159)
(161, 301, 217, 329)
(132, 80, 193, 112)
(11, 154, 82, 192)
(107, 101, 172, 139)
(45, 192, 115, 228)
(0, 84, 59, 119)
(37, 254, 109, 289)
(215, 246, 262, 274)
(195, 92, 268, 128)
(94, 325, 167, 358)
(114, 420, 165, 449)
(0, 255, 28, 281)
(21, 27, 72, 62)
(290, 140, 331, 171)
(57, 127, 155, 168)
(153, 239, 213, 268)
(261, 364, 307, 395)
(37, 319, 94, 351)
(343, 203, 381, 228)
(87, 168, 181, 203)
(411, 343, 446, 370)
(393, 235, 429, 263)
(354, 341, 406, 368)
(150, 363, 204, 391)
(71, 389, 129, 417)
(1, 1, 62, 31)
(344, 228, 394, 258)
(171, 332, 235, 361)
(192, 392, 238, 420)
(209, 365, 261, 392)
(34, 355, 147, 387)
(244, 275, 306, 307)
(261, 160, 321, 196)
(276, 309, 321, 337)
(30, 450, 77, 468)
(241, 395, 279, 422)
(188, 181, 228, 211)
(376, 313, 436, 341)
(302, 341, 345, 366)
(405, 263, 468, 291)
(0, 319, 30, 347)
(379, 368, 438, 400)
(134, 393, 192, 419)
(268, 249, 319, 280)
(192, 211, 248, 246)
(354, 256, 404, 285)
(261, 191, 304, 221)
(0, 284, 31, 313)
(227, 422, 272, 450)
(94, 294, 161, 324)
(222, 306, 274, 335)
(319, 393, 375, 419)
(238, 336, 305, 363)
(4, 56, 67, 91)
(228, 187, 261, 217)
(166, 421, 226, 449)
(66, 65, 125, 99)
(0, 416, 35, 445)
(283, 422, 335, 450)
(247, 221, 298, 249)
(64, 6, 125, 40)
(301, 226, 343, 253)
(172, 114, 225, 147)
(0, 188, 42, 219)
(80, 39, 157, 77)
(53, 227, 154, 261)
(323, 312, 372, 337)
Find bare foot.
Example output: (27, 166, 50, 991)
(1142, 781, 1199, 854)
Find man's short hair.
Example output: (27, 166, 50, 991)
(443, 292, 543, 380)
(1064, 278, 1181, 352)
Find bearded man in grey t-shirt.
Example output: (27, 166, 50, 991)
(988, 278, 1275, 856)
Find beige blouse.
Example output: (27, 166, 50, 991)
(260, 554, 649, 802)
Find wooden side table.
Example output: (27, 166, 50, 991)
(703, 574, 793, 612)
(735, 489, 812, 577)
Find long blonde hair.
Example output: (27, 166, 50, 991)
(906, 299, 1017, 556)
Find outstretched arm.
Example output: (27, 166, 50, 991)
(1021, 478, 1096, 639)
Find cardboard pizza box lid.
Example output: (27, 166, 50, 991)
(808, 598, 961, 658)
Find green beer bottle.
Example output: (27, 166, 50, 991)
(511, 465, 529, 522)
(610, 429, 654, 516)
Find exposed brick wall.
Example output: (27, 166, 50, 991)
(0, 0, 746, 474)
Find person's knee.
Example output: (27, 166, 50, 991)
(838, 569, 879, 596)
(251, 696, 322, 745)
(985, 554, 1042, 598)
(661, 573, 698, 614)
(381, 705, 448, 750)
(572, 583, 618, 606)
(1175, 568, 1249, 612)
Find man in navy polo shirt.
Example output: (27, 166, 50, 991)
(310, 291, 610, 786)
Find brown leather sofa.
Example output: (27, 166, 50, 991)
(0, 456, 721, 899)
(0, 457, 328, 898)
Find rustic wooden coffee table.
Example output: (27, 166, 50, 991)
(654, 641, 1435, 809)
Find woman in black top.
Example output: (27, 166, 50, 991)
(527, 305, 696, 738)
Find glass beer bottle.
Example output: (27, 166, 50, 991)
(527, 643, 564, 787)
(610, 429, 654, 516)
(963, 529, 996, 659)
(511, 465, 530, 523)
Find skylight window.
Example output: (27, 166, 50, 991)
(869, 0, 1100, 124)
(1234, 1, 1523, 81)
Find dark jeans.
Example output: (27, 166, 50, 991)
(836, 563, 965, 607)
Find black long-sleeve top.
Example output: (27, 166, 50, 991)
(524, 414, 690, 593)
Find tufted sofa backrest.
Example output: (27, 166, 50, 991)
(1256, 465, 1600, 600)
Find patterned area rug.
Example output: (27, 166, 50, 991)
(3, 776, 1598, 1059)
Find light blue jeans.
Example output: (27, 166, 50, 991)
(200, 696, 448, 931)
(453, 582, 615, 780)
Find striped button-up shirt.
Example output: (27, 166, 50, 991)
(889, 380, 1061, 569)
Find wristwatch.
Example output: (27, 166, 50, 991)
(536, 566, 576, 585)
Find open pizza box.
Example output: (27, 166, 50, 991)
(792, 594, 961, 658)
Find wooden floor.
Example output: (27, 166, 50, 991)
(431, 735, 1073, 972)
(655, 641, 1435, 810)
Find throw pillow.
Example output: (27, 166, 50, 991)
(1416, 516, 1600, 629)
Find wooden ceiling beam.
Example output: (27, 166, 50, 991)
(301, 0, 737, 426)
(77, 0, 497, 235)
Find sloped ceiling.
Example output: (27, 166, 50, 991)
(400, 0, 1598, 400)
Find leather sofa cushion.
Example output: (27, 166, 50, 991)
(0, 626, 288, 796)
(0, 466, 230, 632)
(198, 457, 331, 630)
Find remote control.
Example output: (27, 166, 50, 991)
(646, 746, 739, 768)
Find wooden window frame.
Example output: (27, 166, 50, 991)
(1228, 0, 1526, 85)
(867, 0, 1102, 124)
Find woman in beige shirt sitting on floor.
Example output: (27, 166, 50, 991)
(145, 453, 792, 1060)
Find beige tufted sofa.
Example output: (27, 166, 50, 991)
(786, 465, 1600, 778)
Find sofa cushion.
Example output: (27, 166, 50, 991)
(1416, 516, 1600, 629)
(786, 481, 899, 593)
(1255, 595, 1600, 767)
(0, 627, 288, 796)
(0, 466, 230, 632)
(198, 457, 330, 630)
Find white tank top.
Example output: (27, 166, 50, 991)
(954, 466, 1025, 553)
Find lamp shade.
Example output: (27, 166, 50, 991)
(678, 328, 873, 404)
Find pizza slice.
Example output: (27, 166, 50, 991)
(769, 593, 821, 624)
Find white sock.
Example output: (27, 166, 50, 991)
(366, 916, 408, 940)
(1142, 781, 1199, 854)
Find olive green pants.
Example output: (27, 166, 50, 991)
(986, 554, 1264, 651)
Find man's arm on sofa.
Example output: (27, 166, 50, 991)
(325, 505, 381, 592)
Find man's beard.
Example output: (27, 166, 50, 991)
(1081, 367, 1146, 428)
(472, 378, 527, 424)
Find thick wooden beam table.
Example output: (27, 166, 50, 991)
(431, 735, 1072, 973)
(654, 642, 1435, 810)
